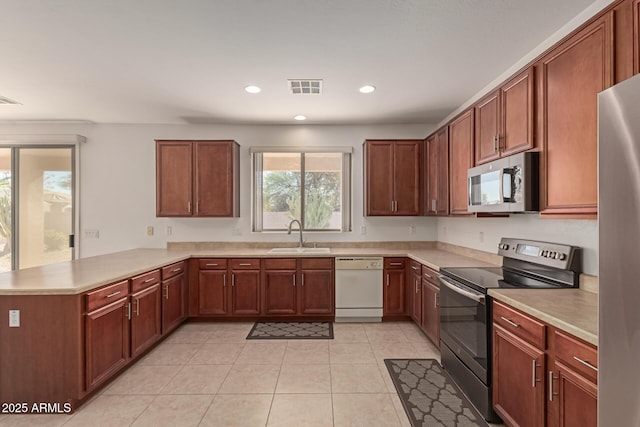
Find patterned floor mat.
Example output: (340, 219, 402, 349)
(384, 359, 489, 427)
(246, 322, 334, 339)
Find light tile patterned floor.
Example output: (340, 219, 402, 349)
(0, 321, 503, 427)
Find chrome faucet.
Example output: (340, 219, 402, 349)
(287, 219, 305, 248)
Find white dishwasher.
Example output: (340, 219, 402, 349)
(334, 257, 384, 322)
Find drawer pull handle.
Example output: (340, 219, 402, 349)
(238, 263, 252, 266)
(412, 266, 419, 271)
(171, 268, 182, 273)
(549, 371, 558, 401)
(389, 262, 403, 266)
(143, 278, 155, 283)
(573, 356, 598, 372)
(106, 291, 121, 298)
(500, 316, 520, 328)
(206, 263, 218, 267)
(423, 273, 432, 279)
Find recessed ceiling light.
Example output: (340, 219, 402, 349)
(244, 85, 261, 94)
(294, 115, 307, 121)
(359, 85, 376, 94)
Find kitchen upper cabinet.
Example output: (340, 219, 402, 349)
(230, 259, 261, 316)
(425, 128, 449, 216)
(448, 109, 474, 215)
(156, 140, 240, 217)
(298, 258, 334, 315)
(364, 140, 422, 216)
(198, 259, 228, 316)
(475, 67, 535, 165)
(538, 13, 613, 218)
(161, 262, 186, 334)
(383, 258, 406, 317)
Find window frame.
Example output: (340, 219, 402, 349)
(251, 146, 352, 233)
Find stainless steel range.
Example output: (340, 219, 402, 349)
(438, 238, 581, 423)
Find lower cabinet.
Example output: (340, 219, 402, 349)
(161, 265, 186, 334)
(492, 300, 598, 427)
(230, 259, 261, 315)
(263, 257, 334, 317)
(84, 279, 132, 391)
(421, 278, 440, 348)
(198, 259, 229, 315)
(383, 257, 407, 316)
(130, 283, 162, 357)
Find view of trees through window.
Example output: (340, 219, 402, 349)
(261, 152, 343, 230)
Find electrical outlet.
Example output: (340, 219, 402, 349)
(9, 310, 19, 327)
(360, 226, 366, 235)
(166, 226, 172, 236)
(409, 226, 416, 235)
(479, 231, 485, 243)
(84, 229, 100, 239)
(146, 226, 154, 236)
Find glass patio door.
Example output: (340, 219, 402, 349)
(17, 147, 75, 270)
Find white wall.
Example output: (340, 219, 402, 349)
(0, 122, 437, 258)
(437, 215, 598, 275)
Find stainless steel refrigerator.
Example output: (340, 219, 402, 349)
(598, 72, 640, 426)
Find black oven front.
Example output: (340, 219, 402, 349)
(438, 274, 499, 422)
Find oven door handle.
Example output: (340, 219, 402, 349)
(438, 276, 485, 303)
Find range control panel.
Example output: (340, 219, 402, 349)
(497, 238, 580, 271)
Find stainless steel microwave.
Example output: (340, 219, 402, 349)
(467, 151, 539, 213)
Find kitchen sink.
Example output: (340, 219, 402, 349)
(268, 247, 331, 254)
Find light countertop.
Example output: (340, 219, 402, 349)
(488, 288, 598, 346)
(0, 247, 495, 295)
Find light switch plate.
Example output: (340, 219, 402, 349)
(9, 310, 19, 327)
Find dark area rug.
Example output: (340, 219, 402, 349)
(246, 322, 333, 339)
(384, 359, 489, 427)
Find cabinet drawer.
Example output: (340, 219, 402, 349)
(384, 258, 406, 269)
(554, 330, 598, 383)
(421, 265, 439, 285)
(230, 259, 260, 270)
(162, 261, 186, 280)
(493, 301, 545, 349)
(198, 258, 228, 270)
(131, 269, 161, 293)
(86, 280, 129, 312)
(263, 258, 297, 270)
(299, 257, 333, 270)
(410, 260, 421, 274)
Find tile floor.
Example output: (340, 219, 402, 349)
(0, 321, 501, 427)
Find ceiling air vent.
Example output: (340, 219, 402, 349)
(0, 96, 21, 105)
(288, 79, 322, 94)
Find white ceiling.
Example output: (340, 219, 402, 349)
(0, 0, 596, 125)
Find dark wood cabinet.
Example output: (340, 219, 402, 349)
(475, 67, 535, 165)
(410, 261, 422, 324)
(421, 265, 440, 348)
(538, 14, 613, 218)
(263, 269, 298, 315)
(197, 258, 228, 316)
(425, 128, 449, 216)
(299, 258, 334, 315)
(85, 294, 130, 390)
(161, 263, 186, 334)
(130, 283, 161, 358)
(364, 140, 422, 216)
(448, 109, 474, 215)
(230, 259, 261, 316)
(156, 140, 240, 217)
(383, 258, 406, 316)
(548, 330, 598, 427)
(493, 324, 546, 427)
(263, 258, 334, 317)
